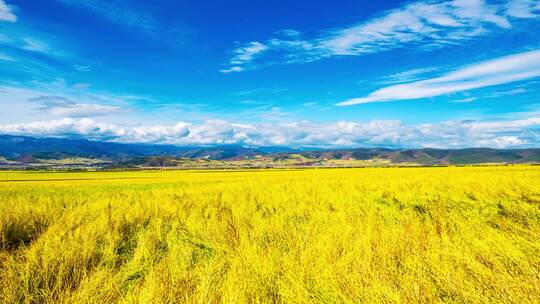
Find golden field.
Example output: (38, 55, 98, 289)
(0, 167, 539, 303)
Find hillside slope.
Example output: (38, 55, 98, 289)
(1, 135, 539, 167)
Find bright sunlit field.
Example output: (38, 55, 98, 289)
(0, 167, 539, 303)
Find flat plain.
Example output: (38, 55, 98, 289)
(0, 167, 539, 303)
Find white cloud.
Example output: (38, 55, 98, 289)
(221, 42, 268, 73)
(320, 0, 508, 56)
(0, 52, 14, 61)
(28, 97, 123, 119)
(21, 38, 51, 54)
(73, 64, 91, 72)
(223, 0, 540, 71)
(0, 118, 190, 143)
(276, 29, 301, 38)
(450, 97, 477, 103)
(1, 116, 539, 148)
(0, 26, 68, 60)
(485, 87, 529, 97)
(506, 0, 540, 18)
(480, 136, 526, 148)
(338, 49, 540, 105)
(469, 117, 540, 132)
(0, 0, 16, 22)
(230, 42, 268, 64)
(378, 67, 438, 84)
(220, 66, 244, 74)
(29, 95, 127, 117)
(49, 103, 126, 117)
(0, 83, 144, 123)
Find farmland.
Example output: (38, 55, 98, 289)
(0, 167, 539, 303)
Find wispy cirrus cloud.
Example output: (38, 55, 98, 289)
(29, 95, 127, 117)
(450, 97, 477, 103)
(48, 104, 126, 117)
(21, 37, 53, 54)
(377, 67, 439, 84)
(0, 2, 63, 64)
(0, 82, 143, 122)
(222, 0, 540, 72)
(0, 24, 69, 60)
(221, 42, 269, 73)
(73, 64, 91, 72)
(55, 0, 190, 45)
(0, 1, 60, 61)
(0, 52, 14, 61)
(56, 0, 156, 32)
(1, 116, 540, 148)
(338, 49, 540, 105)
(485, 87, 529, 98)
(0, 0, 16, 22)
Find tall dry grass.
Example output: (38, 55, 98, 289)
(0, 167, 539, 303)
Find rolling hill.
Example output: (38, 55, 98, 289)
(1, 134, 539, 168)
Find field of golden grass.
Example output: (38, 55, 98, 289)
(0, 167, 539, 303)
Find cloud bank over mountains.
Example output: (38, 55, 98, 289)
(1, 117, 539, 149)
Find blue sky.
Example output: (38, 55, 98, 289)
(1, 0, 540, 148)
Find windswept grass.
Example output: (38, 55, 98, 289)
(0, 167, 539, 303)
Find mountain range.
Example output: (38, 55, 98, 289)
(1, 135, 539, 168)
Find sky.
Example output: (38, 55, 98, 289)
(0, 0, 540, 148)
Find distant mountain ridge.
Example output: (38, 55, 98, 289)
(0, 135, 275, 160)
(1, 134, 540, 167)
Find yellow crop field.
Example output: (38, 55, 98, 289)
(0, 167, 539, 303)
